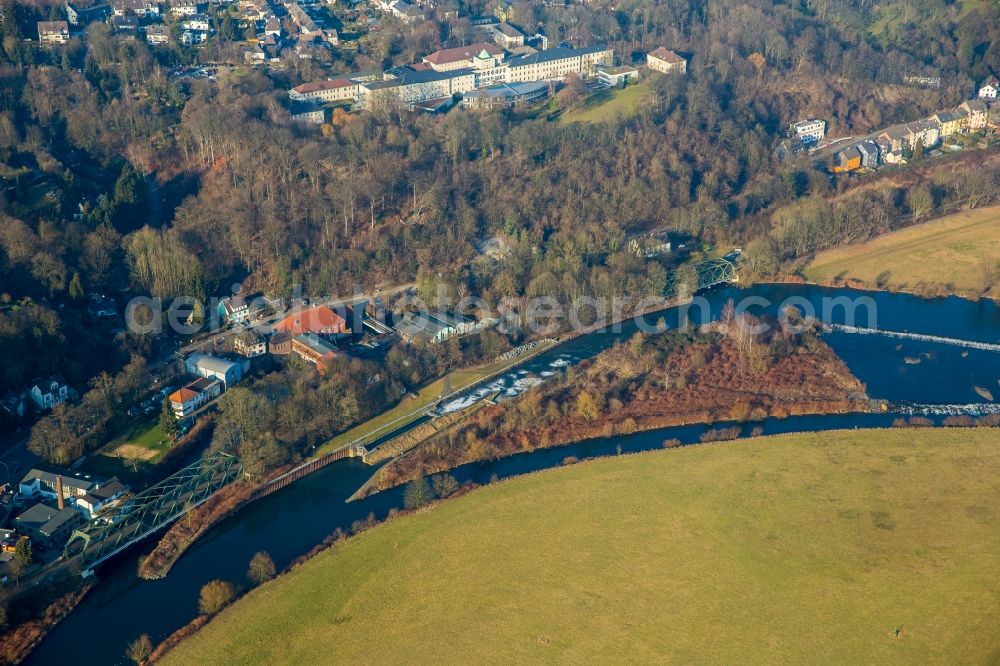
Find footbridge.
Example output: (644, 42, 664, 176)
(665, 257, 738, 297)
(65, 451, 243, 574)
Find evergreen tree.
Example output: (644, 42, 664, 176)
(160, 400, 178, 438)
(68, 272, 85, 299)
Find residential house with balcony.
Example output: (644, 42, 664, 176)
(168, 377, 222, 418)
(37, 21, 70, 45)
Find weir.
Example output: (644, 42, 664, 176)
(829, 324, 1000, 352)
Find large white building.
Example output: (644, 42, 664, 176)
(291, 44, 613, 111)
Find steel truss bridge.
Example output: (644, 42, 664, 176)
(65, 451, 243, 574)
(664, 257, 739, 297)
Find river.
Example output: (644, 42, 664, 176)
(26, 285, 1000, 665)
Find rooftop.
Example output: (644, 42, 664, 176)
(20, 467, 103, 491)
(648, 47, 684, 64)
(293, 78, 358, 94)
(507, 44, 610, 67)
(15, 502, 80, 536)
(186, 353, 239, 375)
(273, 305, 347, 336)
(424, 42, 502, 66)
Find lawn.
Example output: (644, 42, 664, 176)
(804, 205, 1000, 299)
(163, 428, 1000, 665)
(316, 344, 555, 455)
(560, 82, 651, 124)
(81, 420, 172, 483)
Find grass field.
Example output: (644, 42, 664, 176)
(82, 420, 171, 482)
(560, 82, 651, 124)
(804, 206, 1000, 298)
(316, 345, 554, 455)
(163, 429, 1000, 665)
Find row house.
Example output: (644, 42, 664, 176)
(959, 100, 989, 130)
(932, 109, 963, 137)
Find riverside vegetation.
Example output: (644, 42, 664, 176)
(366, 306, 868, 495)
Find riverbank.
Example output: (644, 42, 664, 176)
(158, 428, 1000, 665)
(362, 321, 870, 496)
(138, 482, 255, 580)
(0, 578, 94, 665)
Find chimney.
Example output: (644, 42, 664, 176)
(56, 475, 65, 510)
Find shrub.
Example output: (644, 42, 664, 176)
(700, 426, 742, 443)
(431, 473, 459, 499)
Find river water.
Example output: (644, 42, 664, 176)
(26, 285, 1000, 665)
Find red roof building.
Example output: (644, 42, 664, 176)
(273, 306, 348, 336)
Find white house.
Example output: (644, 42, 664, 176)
(29, 377, 70, 410)
(790, 118, 826, 144)
(978, 76, 998, 100)
(168, 377, 222, 418)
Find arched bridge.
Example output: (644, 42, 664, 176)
(665, 257, 738, 297)
(65, 451, 243, 574)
